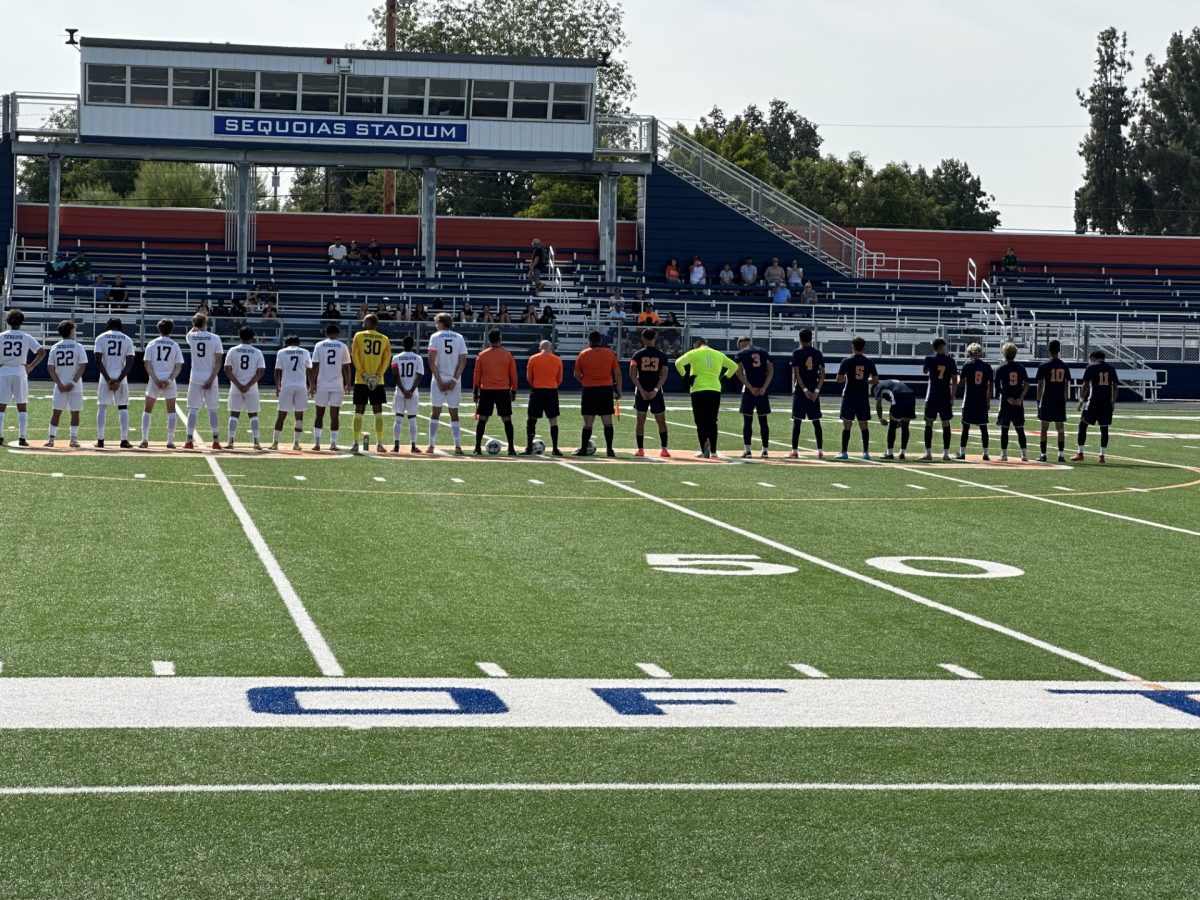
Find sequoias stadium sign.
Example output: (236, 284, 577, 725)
(213, 115, 468, 143)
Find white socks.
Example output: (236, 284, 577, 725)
(187, 408, 199, 440)
(17, 411, 27, 438)
(167, 413, 177, 444)
(409, 416, 418, 444)
(393, 419, 403, 442)
(313, 427, 322, 444)
(450, 420, 461, 446)
(119, 408, 129, 440)
(250, 417, 260, 441)
(428, 418, 440, 445)
(227, 417, 238, 444)
(141, 412, 152, 443)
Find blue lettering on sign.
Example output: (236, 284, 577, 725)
(214, 115, 467, 143)
(1050, 689, 1200, 719)
(247, 686, 507, 716)
(593, 687, 786, 717)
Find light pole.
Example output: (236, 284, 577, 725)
(381, 0, 397, 215)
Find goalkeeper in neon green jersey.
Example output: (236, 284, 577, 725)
(674, 337, 738, 458)
(350, 313, 391, 453)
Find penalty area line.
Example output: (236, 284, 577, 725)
(558, 461, 1141, 683)
(205, 456, 344, 677)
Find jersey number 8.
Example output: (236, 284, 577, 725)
(240, 355, 251, 371)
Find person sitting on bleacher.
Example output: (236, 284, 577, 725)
(1002, 247, 1019, 272)
(479, 307, 495, 324)
(538, 304, 557, 325)
(45, 252, 70, 282)
(718, 263, 735, 287)
(689, 257, 707, 288)
(638, 302, 661, 326)
(69, 251, 92, 284)
(410, 304, 429, 322)
(498, 306, 513, 324)
(328, 237, 349, 271)
(787, 260, 805, 288)
(771, 279, 791, 307)
(194, 298, 210, 316)
(93, 274, 110, 305)
(213, 297, 231, 320)
(106, 275, 129, 310)
(263, 281, 279, 310)
(740, 257, 759, 289)
(801, 281, 818, 304)
(321, 301, 341, 321)
(357, 300, 372, 320)
(230, 296, 248, 326)
(521, 303, 538, 324)
(358, 245, 373, 274)
(345, 241, 363, 276)
(246, 282, 262, 311)
(367, 240, 383, 274)
(763, 257, 786, 286)
(375, 301, 395, 322)
(664, 258, 682, 284)
(459, 299, 476, 323)
(261, 303, 278, 321)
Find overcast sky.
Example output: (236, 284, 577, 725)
(3, 0, 1196, 232)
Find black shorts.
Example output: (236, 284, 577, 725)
(353, 383, 386, 407)
(477, 389, 513, 419)
(580, 385, 615, 418)
(739, 391, 771, 416)
(888, 396, 917, 422)
(1082, 405, 1114, 427)
(839, 395, 871, 422)
(527, 388, 560, 420)
(961, 403, 990, 426)
(924, 397, 954, 421)
(1038, 402, 1067, 424)
(792, 392, 822, 421)
(634, 389, 666, 415)
(996, 402, 1026, 427)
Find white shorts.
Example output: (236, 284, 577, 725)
(145, 380, 178, 401)
(393, 390, 420, 417)
(228, 386, 261, 414)
(313, 387, 343, 409)
(52, 383, 85, 412)
(0, 371, 28, 406)
(278, 385, 309, 414)
(187, 382, 219, 410)
(430, 379, 462, 409)
(97, 379, 130, 406)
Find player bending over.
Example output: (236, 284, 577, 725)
(957, 343, 994, 461)
(734, 336, 774, 458)
(874, 378, 916, 460)
(223, 326, 266, 450)
(93, 318, 135, 449)
(789, 329, 825, 459)
(184, 312, 224, 450)
(390, 335, 425, 453)
(1036, 339, 1070, 463)
(524, 340, 564, 456)
(835, 336, 879, 461)
(427, 312, 468, 455)
(573, 330, 621, 457)
(630, 328, 670, 458)
(472, 328, 519, 456)
(311, 323, 351, 451)
(994, 342, 1029, 462)
(921, 336, 958, 461)
(272, 335, 312, 451)
(1073, 350, 1119, 463)
(44, 320, 87, 448)
(0, 308, 46, 448)
(350, 314, 391, 453)
(141, 318, 184, 449)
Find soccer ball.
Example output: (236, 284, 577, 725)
(586, 439, 597, 456)
(485, 438, 503, 455)
(531, 438, 546, 454)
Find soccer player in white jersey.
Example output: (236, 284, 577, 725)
(184, 312, 224, 450)
(391, 334, 425, 453)
(426, 311, 468, 455)
(44, 320, 88, 448)
(93, 317, 135, 449)
(141, 318, 184, 449)
(0, 308, 46, 448)
(272, 335, 311, 451)
(310, 323, 351, 452)
(223, 326, 266, 450)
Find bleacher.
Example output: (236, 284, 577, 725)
(991, 260, 1200, 323)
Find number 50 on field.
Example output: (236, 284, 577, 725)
(646, 554, 799, 576)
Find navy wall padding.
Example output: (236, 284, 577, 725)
(643, 163, 844, 284)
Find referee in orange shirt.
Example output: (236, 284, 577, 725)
(573, 330, 621, 457)
(472, 328, 519, 455)
(524, 339, 564, 456)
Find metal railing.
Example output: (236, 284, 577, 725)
(858, 252, 943, 280)
(6, 92, 79, 140)
(656, 125, 866, 277)
(594, 115, 655, 159)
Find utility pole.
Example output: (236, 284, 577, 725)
(381, 0, 397, 215)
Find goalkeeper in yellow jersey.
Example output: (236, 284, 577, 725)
(350, 313, 392, 453)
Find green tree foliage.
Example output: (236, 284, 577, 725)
(130, 162, 222, 208)
(1074, 27, 1135, 234)
(929, 158, 1001, 231)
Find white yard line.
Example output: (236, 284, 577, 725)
(5, 781, 1200, 797)
(528, 479, 544, 486)
(939, 663, 982, 680)
(451, 478, 465, 484)
(1053, 486, 1075, 492)
(636, 662, 673, 679)
(906, 484, 927, 491)
(133, 473, 146, 480)
(373, 477, 386, 483)
(205, 456, 344, 677)
(681, 480, 699, 487)
(293, 475, 307, 482)
(151, 660, 175, 677)
(790, 663, 829, 679)
(559, 462, 1141, 682)
(476, 662, 510, 678)
(831, 483, 851, 490)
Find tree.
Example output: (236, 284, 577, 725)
(1075, 27, 1135, 234)
(929, 158, 1001, 230)
(687, 119, 780, 184)
(129, 162, 222, 208)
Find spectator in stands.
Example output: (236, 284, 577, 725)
(45, 252, 69, 282)
(528, 238, 548, 294)
(93, 274, 110, 305)
(763, 257, 786, 286)
(459, 299, 476, 323)
(664, 258, 683, 284)
(246, 282, 262, 311)
(787, 259, 805, 288)
(431, 297, 445, 310)
(801, 280, 818, 304)
(538, 304, 557, 325)
(632, 288, 647, 314)
(193, 298, 210, 316)
(410, 304, 429, 322)
(1002, 247, 1019, 272)
(772, 281, 792, 307)
(357, 245, 372, 273)
(478, 307, 495, 324)
(718, 263, 735, 287)
(261, 303, 278, 321)
(607, 299, 627, 332)
(212, 297, 231, 321)
(109, 276, 129, 310)
(230, 295, 248, 326)
(659, 310, 683, 356)
(376, 301, 396, 321)
(638, 302, 661, 326)
(498, 306, 513, 324)
(357, 300, 371, 320)
(367, 240, 383, 274)
(321, 301, 341, 321)
(345, 240, 362, 276)
(263, 281, 279, 310)
(609, 286, 624, 309)
(689, 257, 707, 288)
(664, 310, 682, 328)
(521, 303, 538, 324)
(327, 237, 348, 270)
(69, 251, 92, 284)
(740, 256, 759, 288)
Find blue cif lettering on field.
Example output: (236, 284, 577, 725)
(214, 116, 468, 143)
(593, 687, 786, 717)
(247, 686, 507, 715)
(1049, 689, 1200, 719)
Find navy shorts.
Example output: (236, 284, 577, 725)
(1038, 402, 1067, 424)
(996, 402, 1025, 427)
(476, 389, 513, 419)
(580, 386, 615, 418)
(739, 391, 771, 416)
(634, 389, 666, 415)
(961, 403, 990, 426)
(888, 396, 916, 422)
(527, 388, 560, 420)
(792, 393, 822, 421)
(1082, 405, 1114, 427)
(924, 397, 954, 421)
(840, 395, 871, 422)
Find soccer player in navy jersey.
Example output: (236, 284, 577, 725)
(734, 336, 775, 458)
(790, 329, 825, 459)
(922, 337, 958, 461)
(1073, 350, 1119, 462)
(835, 336, 879, 460)
(957, 343, 994, 461)
(994, 342, 1029, 462)
(1036, 339, 1071, 463)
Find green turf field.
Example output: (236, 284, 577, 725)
(2, 386, 1199, 897)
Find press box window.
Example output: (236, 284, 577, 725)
(130, 66, 168, 107)
(427, 79, 466, 118)
(170, 69, 211, 108)
(346, 75, 384, 115)
(551, 83, 590, 122)
(259, 72, 298, 111)
(86, 65, 127, 105)
(386, 77, 426, 117)
(301, 73, 341, 113)
(471, 80, 509, 118)
(216, 70, 256, 110)
(511, 82, 550, 120)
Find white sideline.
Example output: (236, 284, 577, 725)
(637, 663, 673, 679)
(5, 781, 1200, 797)
(790, 663, 829, 679)
(205, 456, 344, 677)
(939, 663, 982, 680)
(476, 662, 510, 678)
(559, 462, 1141, 682)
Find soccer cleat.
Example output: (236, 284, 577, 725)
(292, 442, 301, 452)
(120, 440, 133, 449)
(94, 439, 104, 449)
(761, 450, 769, 458)
(375, 443, 386, 454)
(1037, 453, 1047, 462)
(454, 446, 464, 456)
(981, 452, 990, 461)
(955, 451, 966, 461)
(426, 444, 436, 454)
(817, 450, 825, 460)
(0, 437, 4, 446)
(788, 450, 799, 459)
(634, 448, 645, 457)
(882, 451, 894, 460)
(898, 451, 906, 460)
(394, 442, 401, 453)
(43, 438, 54, 448)
(942, 452, 952, 461)
(999, 453, 1008, 462)
(269, 442, 279, 451)
(184, 439, 195, 450)
(742, 449, 752, 458)
(606, 449, 616, 458)
(660, 448, 671, 458)
(552, 448, 564, 457)
(411, 444, 421, 453)
(329, 443, 340, 452)
(225, 441, 235, 450)
(1021, 452, 1028, 462)
(138, 440, 149, 449)
(1071, 452, 1085, 462)
(350, 443, 360, 453)
(253, 441, 262, 451)
(69, 439, 80, 449)
(308, 444, 321, 453)
(862, 452, 871, 461)
(921, 452, 933, 461)
(571, 448, 590, 457)
(17, 438, 29, 447)
(211, 440, 221, 451)
(521, 446, 536, 456)
(1058, 454, 1067, 463)
(1099, 454, 1106, 463)
(509, 449, 518, 457)
(834, 451, 848, 461)
(166, 442, 176, 450)
(473, 448, 483, 456)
